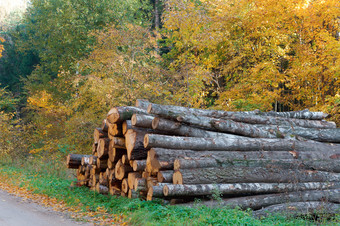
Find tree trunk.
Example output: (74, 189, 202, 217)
(152, 117, 240, 139)
(157, 170, 173, 183)
(131, 114, 155, 129)
(173, 167, 340, 184)
(253, 202, 340, 218)
(150, 148, 339, 163)
(200, 189, 340, 210)
(107, 106, 147, 123)
(165, 182, 340, 198)
(144, 134, 340, 153)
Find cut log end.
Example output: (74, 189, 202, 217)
(173, 171, 183, 184)
(147, 187, 153, 201)
(152, 117, 160, 130)
(163, 185, 169, 196)
(131, 114, 137, 126)
(122, 179, 129, 193)
(144, 134, 150, 148)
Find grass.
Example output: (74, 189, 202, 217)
(0, 158, 339, 225)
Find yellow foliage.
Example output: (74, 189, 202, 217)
(0, 37, 4, 58)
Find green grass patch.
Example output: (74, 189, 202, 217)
(0, 160, 339, 225)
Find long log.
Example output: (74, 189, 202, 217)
(144, 134, 340, 153)
(253, 202, 340, 218)
(136, 99, 150, 110)
(67, 154, 91, 169)
(147, 184, 169, 201)
(257, 109, 328, 120)
(173, 167, 340, 184)
(165, 182, 340, 197)
(254, 125, 340, 143)
(131, 114, 155, 129)
(152, 117, 240, 139)
(107, 106, 147, 123)
(173, 158, 340, 173)
(199, 189, 340, 210)
(148, 103, 335, 129)
(150, 148, 339, 162)
(132, 160, 147, 171)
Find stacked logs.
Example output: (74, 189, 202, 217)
(67, 100, 340, 217)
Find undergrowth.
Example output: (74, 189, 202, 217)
(0, 158, 339, 226)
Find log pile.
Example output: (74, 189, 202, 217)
(67, 100, 340, 217)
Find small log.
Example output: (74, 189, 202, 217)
(122, 179, 129, 193)
(94, 128, 108, 144)
(134, 178, 147, 192)
(115, 159, 133, 180)
(132, 160, 147, 171)
(107, 106, 147, 123)
(97, 138, 110, 158)
(157, 170, 173, 183)
(128, 172, 142, 189)
(253, 202, 340, 218)
(131, 114, 155, 128)
(144, 134, 340, 153)
(164, 182, 340, 197)
(67, 154, 91, 169)
(173, 167, 340, 184)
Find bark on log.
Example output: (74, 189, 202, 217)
(253, 202, 340, 218)
(173, 167, 340, 184)
(95, 183, 109, 195)
(147, 185, 167, 201)
(97, 138, 110, 158)
(164, 182, 340, 197)
(109, 137, 126, 149)
(94, 128, 108, 144)
(128, 172, 142, 189)
(67, 154, 91, 169)
(257, 109, 328, 120)
(174, 158, 340, 173)
(135, 99, 150, 110)
(131, 114, 155, 129)
(157, 170, 173, 183)
(125, 129, 148, 160)
(144, 134, 340, 153)
(132, 160, 147, 171)
(81, 156, 91, 166)
(200, 189, 340, 210)
(134, 178, 147, 192)
(254, 125, 340, 143)
(150, 148, 339, 163)
(101, 119, 109, 132)
(152, 117, 240, 139)
(107, 106, 147, 123)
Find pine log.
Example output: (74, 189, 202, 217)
(173, 158, 340, 173)
(144, 134, 340, 153)
(128, 172, 142, 189)
(101, 119, 109, 132)
(157, 170, 173, 183)
(94, 128, 108, 144)
(164, 182, 340, 197)
(254, 125, 340, 143)
(253, 202, 340, 218)
(173, 167, 340, 184)
(132, 160, 147, 171)
(67, 154, 91, 169)
(152, 117, 240, 139)
(107, 106, 147, 123)
(136, 99, 150, 110)
(131, 114, 155, 129)
(198, 189, 340, 210)
(257, 109, 328, 120)
(150, 148, 339, 163)
(115, 159, 133, 180)
(97, 138, 110, 158)
(122, 120, 133, 135)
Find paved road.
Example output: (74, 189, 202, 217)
(0, 189, 92, 226)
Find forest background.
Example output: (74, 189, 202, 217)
(0, 0, 339, 163)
